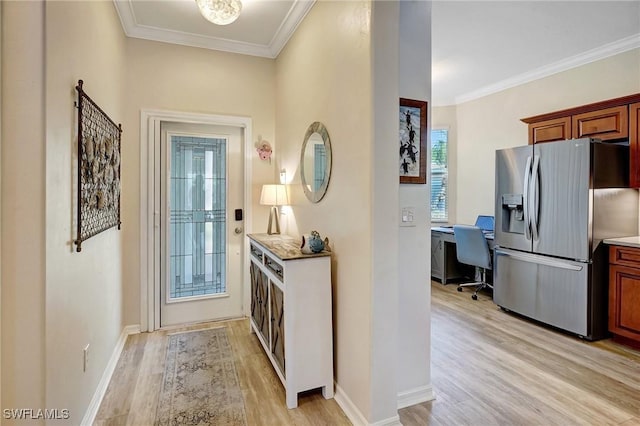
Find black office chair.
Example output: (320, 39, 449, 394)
(453, 225, 493, 300)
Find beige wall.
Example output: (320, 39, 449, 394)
(431, 105, 457, 225)
(3, 2, 276, 419)
(44, 1, 127, 422)
(275, 0, 376, 420)
(0, 0, 4, 412)
(454, 49, 640, 225)
(1, 1, 47, 420)
(370, 2, 401, 420)
(121, 38, 276, 325)
(396, 0, 432, 405)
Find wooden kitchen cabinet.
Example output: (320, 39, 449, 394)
(522, 94, 639, 145)
(630, 102, 640, 187)
(529, 116, 572, 144)
(572, 105, 628, 141)
(522, 93, 640, 187)
(608, 245, 640, 349)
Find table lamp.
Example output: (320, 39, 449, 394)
(260, 184, 289, 235)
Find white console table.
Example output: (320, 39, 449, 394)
(247, 233, 334, 409)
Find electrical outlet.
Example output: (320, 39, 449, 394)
(83, 344, 90, 372)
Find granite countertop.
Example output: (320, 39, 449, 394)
(603, 236, 640, 249)
(248, 233, 331, 260)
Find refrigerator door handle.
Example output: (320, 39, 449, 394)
(523, 155, 532, 240)
(530, 155, 540, 241)
(495, 249, 583, 271)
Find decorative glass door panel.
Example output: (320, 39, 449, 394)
(169, 135, 226, 300)
(159, 122, 243, 328)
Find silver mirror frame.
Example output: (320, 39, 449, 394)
(300, 121, 332, 203)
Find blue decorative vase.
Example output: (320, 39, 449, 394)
(308, 231, 325, 253)
(301, 230, 326, 254)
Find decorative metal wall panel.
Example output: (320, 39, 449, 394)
(74, 80, 122, 252)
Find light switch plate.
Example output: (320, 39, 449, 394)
(400, 206, 416, 227)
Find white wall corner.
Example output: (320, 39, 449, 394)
(334, 383, 369, 426)
(397, 384, 435, 409)
(334, 383, 403, 426)
(81, 324, 141, 426)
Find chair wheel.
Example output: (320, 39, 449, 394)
(472, 294, 478, 300)
(457, 287, 463, 292)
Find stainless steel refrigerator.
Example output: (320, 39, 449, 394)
(494, 137, 638, 340)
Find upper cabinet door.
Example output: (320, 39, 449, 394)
(572, 105, 628, 141)
(630, 102, 640, 188)
(528, 116, 571, 145)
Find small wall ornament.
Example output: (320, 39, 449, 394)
(255, 136, 273, 163)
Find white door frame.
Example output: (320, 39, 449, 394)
(139, 109, 252, 332)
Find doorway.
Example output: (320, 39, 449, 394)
(140, 110, 253, 332)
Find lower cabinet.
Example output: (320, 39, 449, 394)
(248, 234, 334, 409)
(608, 245, 640, 348)
(431, 233, 443, 280)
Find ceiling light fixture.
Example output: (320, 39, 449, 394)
(196, 0, 242, 26)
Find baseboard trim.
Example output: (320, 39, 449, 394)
(397, 384, 435, 409)
(370, 415, 402, 426)
(334, 383, 402, 426)
(334, 383, 369, 426)
(81, 324, 141, 425)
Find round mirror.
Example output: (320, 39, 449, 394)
(300, 122, 332, 203)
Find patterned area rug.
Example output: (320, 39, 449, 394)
(155, 327, 248, 426)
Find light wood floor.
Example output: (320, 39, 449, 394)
(94, 318, 350, 426)
(96, 282, 640, 425)
(400, 282, 640, 425)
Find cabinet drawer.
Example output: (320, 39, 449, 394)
(609, 245, 640, 268)
(529, 116, 571, 144)
(572, 106, 628, 141)
(250, 243, 263, 261)
(264, 254, 284, 281)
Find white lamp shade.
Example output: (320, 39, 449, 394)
(260, 184, 289, 206)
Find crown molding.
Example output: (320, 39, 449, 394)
(268, 0, 315, 57)
(113, 0, 315, 59)
(455, 33, 640, 105)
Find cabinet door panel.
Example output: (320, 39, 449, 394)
(529, 117, 571, 144)
(431, 233, 443, 280)
(251, 261, 269, 343)
(609, 264, 640, 341)
(259, 271, 269, 342)
(572, 106, 628, 141)
(270, 282, 285, 377)
(630, 102, 640, 188)
(250, 261, 258, 324)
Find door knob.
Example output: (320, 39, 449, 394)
(234, 227, 243, 235)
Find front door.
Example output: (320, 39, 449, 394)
(160, 122, 244, 327)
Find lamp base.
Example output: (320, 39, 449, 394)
(267, 206, 281, 235)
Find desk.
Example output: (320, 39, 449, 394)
(431, 226, 494, 284)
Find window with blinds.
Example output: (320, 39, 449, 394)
(431, 129, 448, 222)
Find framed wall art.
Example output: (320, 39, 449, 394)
(74, 80, 122, 252)
(399, 97, 427, 184)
